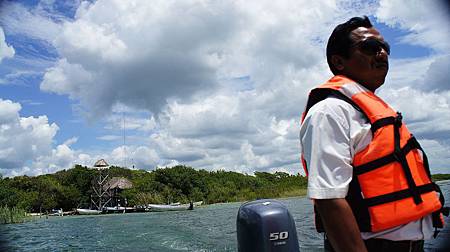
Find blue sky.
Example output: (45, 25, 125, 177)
(0, 0, 449, 177)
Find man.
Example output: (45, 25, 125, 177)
(300, 16, 447, 252)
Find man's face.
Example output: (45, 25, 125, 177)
(338, 27, 389, 91)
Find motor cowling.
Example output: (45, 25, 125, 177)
(236, 199, 300, 252)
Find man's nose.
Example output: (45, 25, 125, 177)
(376, 48, 389, 61)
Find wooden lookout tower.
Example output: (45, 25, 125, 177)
(90, 159, 112, 211)
(104, 177, 133, 208)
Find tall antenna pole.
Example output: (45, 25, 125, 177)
(123, 110, 126, 168)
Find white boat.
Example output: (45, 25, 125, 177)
(76, 208, 102, 215)
(147, 203, 193, 212)
(105, 206, 135, 213)
(48, 208, 63, 216)
(193, 201, 203, 207)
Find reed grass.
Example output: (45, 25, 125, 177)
(278, 188, 307, 198)
(0, 206, 27, 224)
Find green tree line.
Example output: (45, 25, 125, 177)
(0, 165, 308, 213)
(432, 173, 450, 181)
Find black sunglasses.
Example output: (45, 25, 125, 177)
(353, 38, 391, 55)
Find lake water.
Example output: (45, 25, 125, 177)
(1, 181, 449, 252)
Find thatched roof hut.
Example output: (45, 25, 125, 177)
(93, 159, 109, 169)
(104, 177, 133, 190)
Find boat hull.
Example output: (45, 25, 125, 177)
(105, 207, 135, 213)
(76, 209, 102, 215)
(147, 204, 192, 212)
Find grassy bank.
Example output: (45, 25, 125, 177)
(278, 188, 307, 198)
(432, 174, 450, 182)
(0, 206, 27, 224)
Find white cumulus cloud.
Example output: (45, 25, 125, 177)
(38, 0, 378, 119)
(0, 99, 58, 176)
(0, 26, 14, 62)
(376, 0, 450, 53)
(1, 0, 450, 176)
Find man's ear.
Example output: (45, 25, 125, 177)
(331, 55, 345, 71)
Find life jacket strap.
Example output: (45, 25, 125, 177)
(431, 183, 450, 237)
(364, 183, 435, 207)
(392, 112, 423, 205)
(370, 116, 395, 134)
(354, 137, 419, 175)
(409, 135, 449, 232)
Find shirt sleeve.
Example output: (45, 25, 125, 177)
(300, 98, 354, 199)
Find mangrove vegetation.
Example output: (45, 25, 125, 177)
(1, 165, 448, 221)
(0, 165, 307, 214)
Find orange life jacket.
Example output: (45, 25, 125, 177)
(301, 75, 447, 233)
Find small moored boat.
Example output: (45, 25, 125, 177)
(105, 206, 135, 213)
(76, 209, 102, 215)
(48, 208, 63, 216)
(147, 202, 193, 212)
(193, 201, 203, 207)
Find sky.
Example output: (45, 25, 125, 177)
(0, 0, 449, 177)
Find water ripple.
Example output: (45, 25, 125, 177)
(0, 183, 448, 251)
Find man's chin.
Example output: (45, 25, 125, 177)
(375, 73, 388, 85)
(373, 79, 385, 90)
(364, 78, 385, 91)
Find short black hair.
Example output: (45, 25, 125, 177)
(326, 16, 373, 75)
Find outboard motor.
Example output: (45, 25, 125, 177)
(236, 199, 300, 252)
